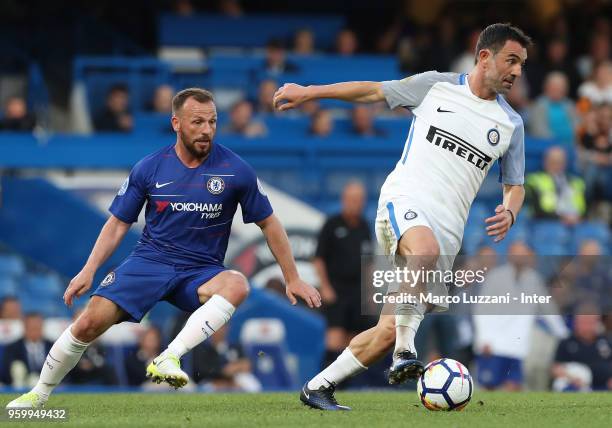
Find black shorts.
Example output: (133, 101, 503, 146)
(322, 293, 375, 332)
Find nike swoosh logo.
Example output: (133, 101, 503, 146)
(302, 387, 310, 399)
(436, 107, 454, 113)
(155, 181, 173, 189)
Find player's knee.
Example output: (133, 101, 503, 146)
(225, 270, 250, 302)
(71, 312, 106, 342)
(398, 239, 439, 268)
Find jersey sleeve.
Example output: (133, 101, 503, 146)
(382, 71, 458, 110)
(498, 120, 525, 185)
(109, 161, 149, 223)
(239, 166, 273, 223)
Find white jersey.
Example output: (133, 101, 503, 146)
(378, 71, 525, 246)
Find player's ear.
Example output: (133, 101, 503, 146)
(171, 115, 180, 132)
(477, 49, 491, 66)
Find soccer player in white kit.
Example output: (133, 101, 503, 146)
(273, 23, 531, 410)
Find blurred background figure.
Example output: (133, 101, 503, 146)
(335, 29, 358, 56)
(313, 181, 372, 368)
(0, 296, 22, 320)
(264, 39, 299, 76)
(351, 105, 385, 137)
(124, 326, 163, 387)
(150, 84, 174, 114)
(552, 304, 612, 391)
(255, 79, 279, 114)
(0, 96, 36, 131)
(473, 242, 569, 391)
(578, 61, 612, 107)
(222, 99, 267, 138)
(528, 72, 576, 147)
(525, 146, 585, 225)
(450, 28, 480, 74)
(94, 84, 132, 132)
(293, 28, 315, 55)
(309, 109, 333, 137)
(0, 313, 52, 388)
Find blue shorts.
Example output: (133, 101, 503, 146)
(476, 355, 523, 388)
(92, 255, 226, 322)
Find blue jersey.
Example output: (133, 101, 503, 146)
(109, 143, 273, 267)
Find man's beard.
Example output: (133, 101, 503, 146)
(180, 130, 212, 160)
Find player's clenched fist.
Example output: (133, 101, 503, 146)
(273, 83, 309, 111)
(64, 269, 95, 307)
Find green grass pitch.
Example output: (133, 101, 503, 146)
(1, 391, 611, 427)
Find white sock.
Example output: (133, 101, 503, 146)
(307, 348, 366, 390)
(394, 311, 424, 359)
(32, 325, 89, 400)
(166, 294, 235, 358)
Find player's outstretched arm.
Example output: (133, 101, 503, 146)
(256, 214, 322, 308)
(273, 81, 384, 111)
(485, 184, 525, 242)
(63, 215, 131, 307)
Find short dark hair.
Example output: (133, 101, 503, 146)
(475, 23, 532, 62)
(172, 88, 215, 115)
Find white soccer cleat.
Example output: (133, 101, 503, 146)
(5, 392, 46, 409)
(146, 351, 189, 389)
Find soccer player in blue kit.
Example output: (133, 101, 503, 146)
(6, 88, 321, 409)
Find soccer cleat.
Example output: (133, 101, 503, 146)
(146, 351, 189, 389)
(5, 392, 46, 409)
(300, 382, 351, 411)
(388, 350, 425, 384)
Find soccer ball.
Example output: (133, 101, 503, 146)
(417, 358, 473, 411)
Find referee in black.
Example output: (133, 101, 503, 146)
(314, 180, 373, 368)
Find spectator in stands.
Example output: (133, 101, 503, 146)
(293, 28, 315, 55)
(309, 109, 333, 137)
(314, 180, 373, 368)
(528, 38, 581, 99)
(336, 29, 358, 56)
(218, 0, 243, 17)
(256, 79, 278, 114)
(528, 72, 577, 147)
(221, 99, 267, 138)
(66, 309, 116, 386)
(0, 96, 36, 131)
(351, 105, 385, 137)
(300, 99, 320, 116)
(94, 84, 132, 133)
(173, 0, 194, 16)
(0, 296, 21, 320)
(525, 146, 586, 224)
(505, 77, 531, 123)
(151, 84, 174, 114)
(124, 326, 162, 386)
(0, 313, 52, 388)
(473, 242, 569, 391)
(186, 323, 261, 392)
(264, 38, 299, 76)
(450, 29, 481, 74)
(572, 240, 612, 313)
(578, 61, 612, 107)
(578, 104, 612, 205)
(577, 33, 610, 81)
(552, 304, 612, 391)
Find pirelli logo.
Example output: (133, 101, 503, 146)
(426, 126, 492, 170)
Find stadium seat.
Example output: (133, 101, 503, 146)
(0, 254, 26, 278)
(572, 221, 611, 252)
(529, 221, 571, 253)
(0, 277, 18, 298)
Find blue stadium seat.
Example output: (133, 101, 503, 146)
(529, 220, 571, 253)
(0, 277, 18, 298)
(23, 273, 64, 298)
(572, 221, 610, 251)
(0, 254, 26, 278)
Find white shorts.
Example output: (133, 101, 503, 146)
(374, 198, 463, 311)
